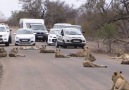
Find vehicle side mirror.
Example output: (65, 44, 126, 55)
(10, 30, 12, 31)
(82, 30, 85, 33)
(61, 32, 64, 36)
(14, 33, 16, 35)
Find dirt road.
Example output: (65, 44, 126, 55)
(0, 30, 129, 90)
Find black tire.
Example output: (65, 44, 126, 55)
(5, 42, 9, 46)
(15, 43, 18, 46)
(74, 46, 77, 48)
(9, 35, 12, 43)
(63, 41, 67, 48)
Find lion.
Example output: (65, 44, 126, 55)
(18, 46, 40, 50)
(55, 48, 70, 58)
(68, 46, 91, 57)
(121, 60, 129, 65)
(40, 45, 55, 53)
(0, 47, 7, 57)
(9, 48, 25, 57)
(111, 49, 129, 60)
(111, 71, 129, 90)
(83, 54, 107, 68)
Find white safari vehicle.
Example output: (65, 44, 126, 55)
(0, 24, 12, 46)
(14, 28, 35, 46)
(56, 28, 86, 48)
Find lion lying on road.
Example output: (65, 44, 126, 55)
(68, 46, 91, 57)
(121, 60, 129, 65)
(55, 48, 70, 58)
(111, 71, 129, 90)
(9, 48, 25, 57)
(83, 54, 107, 68)
(40, 45, 55, 53)
(18, 46, 40, 50)
(0, 47, 7, 57)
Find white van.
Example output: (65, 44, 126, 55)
(56, 28, 86, 48)
(19, 18, 48, 41)
(19, 18, 44, 28)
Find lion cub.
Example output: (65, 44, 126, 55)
(83, 54, 107, 68)
(69, 46, 91, 57)
(9, 48, 25, 57)
(55, 48, 70, 58)
(40, 45, 55, 53)
(0, 47, 7, 57)
(111, 71, 129, 90)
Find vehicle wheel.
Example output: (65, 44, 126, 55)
(74, 46, 77, 48)
(15, 43, 18, 46)
(55, 41, 59, 48)
(5, 42, 9, 46)
(63, 41, 67, 48)
(33, 43, 35, 46)
(9, 35, 12, 43)
(81, 46, 85, 49)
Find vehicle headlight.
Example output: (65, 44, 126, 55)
(3, 34, 7, 37)
(66, 36, 71, 39)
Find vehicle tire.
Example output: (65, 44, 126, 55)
(81, 46, 85, 49)
(63, 41, 67, 48)
(9, 35, 12, 43)
(5, 42, 9, 46)
(33, 43, 35, 46)
(15, 43, 18, 46)
(55, 41, 59, 48)
(74, 46, 77, 48)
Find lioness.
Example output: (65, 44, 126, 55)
(111, 71, 129, 90)
(19, 46, 40, 50)
(68, 46, 91, 57)
(83, 54, 107, 68)
(0, 47, 7, 57)
(40, 45, 55, 53)
(55, 48, 70, 58)
(121, 60, 129, 65)
(9, 48, 25, 57)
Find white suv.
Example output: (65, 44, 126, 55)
(56, 28, 86, 48)
(0, 24, 12, 46)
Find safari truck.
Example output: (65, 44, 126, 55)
(19, 18, 48, 41)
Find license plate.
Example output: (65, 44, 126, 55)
(73, 40, 80, 42)
(22, 40, 28, 41)
(38, 36, 43, 38)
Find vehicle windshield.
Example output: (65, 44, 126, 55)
(53, 25, 66, 29)
(49, 30, 60, 34)
(17, 30, 33, 34)
(65, 26, 82, 32)
(30, 25, 47, 31)
(64, 29, 82, 35)
(0, 27, 6, 32)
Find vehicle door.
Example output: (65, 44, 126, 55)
(57, 30, 64, 43)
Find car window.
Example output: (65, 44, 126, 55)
(64, 29, 82, 35)
(0, 27, 6, 32)
(49, 30, 60, 34)
(17, 30, 33, 34)
(30, 25, 47, 31)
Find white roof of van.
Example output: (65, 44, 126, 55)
(19, 18, 44, 23)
